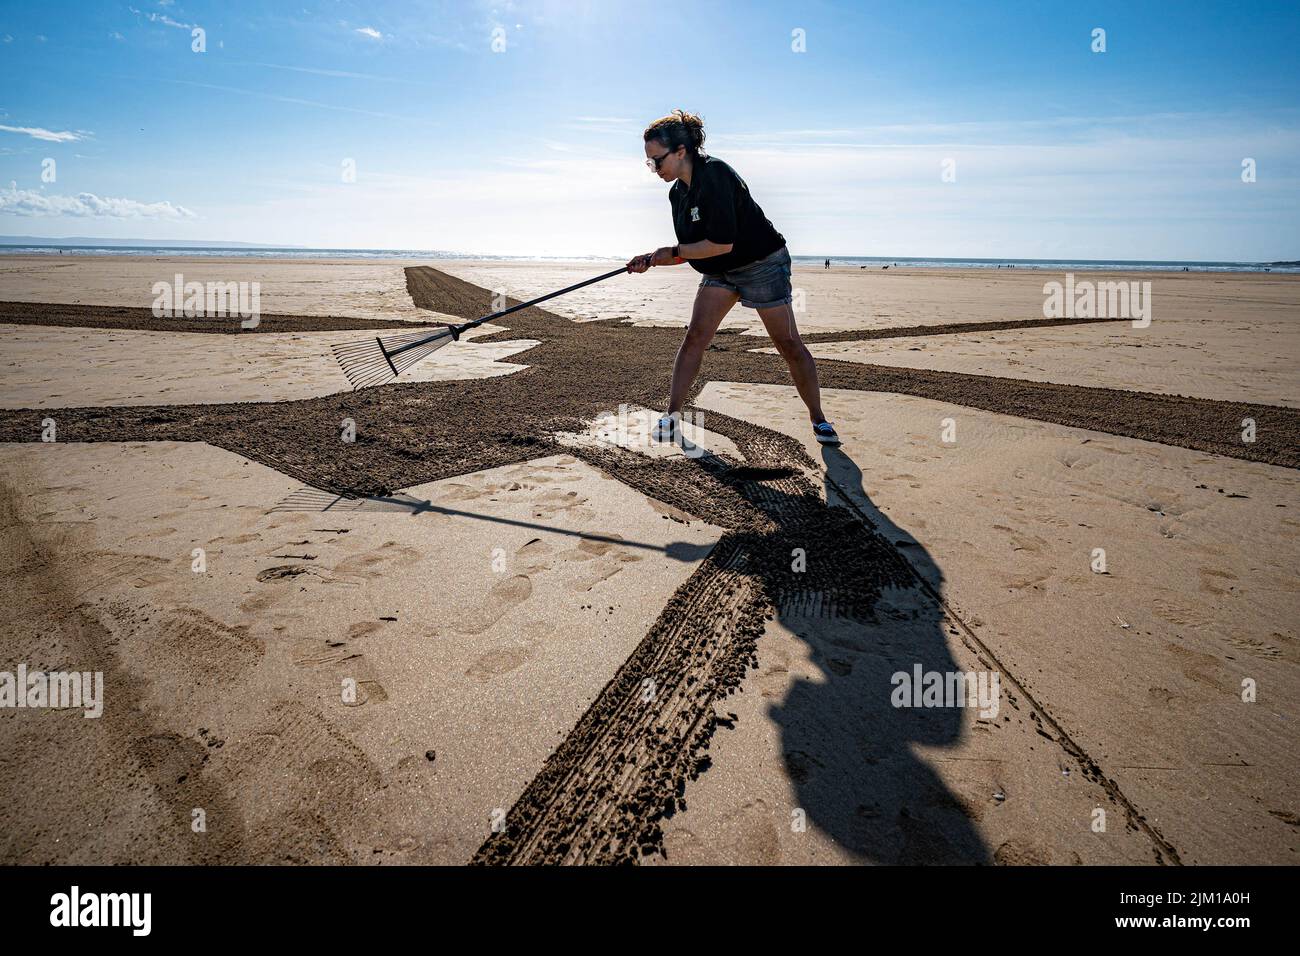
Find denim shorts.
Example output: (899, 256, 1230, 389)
(699, 245, 793, 309)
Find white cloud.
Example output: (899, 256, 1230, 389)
(0, 124, 85, 143)
(110, 31, 125, 41)
(129, 6, 195, 29)
(0, 188, 196, 220)
(355, 26, 384, 40)
(151, 13, 195, 29)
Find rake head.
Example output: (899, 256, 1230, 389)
(331, 325, 457, 390)
(331, 263, 629, 390)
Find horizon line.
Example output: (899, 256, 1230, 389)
(0, 238, 1295, 266)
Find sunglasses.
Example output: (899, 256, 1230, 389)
(645, 146, 681, 171)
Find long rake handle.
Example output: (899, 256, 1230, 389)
(387, 264, 630, 359)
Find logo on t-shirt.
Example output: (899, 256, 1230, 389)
(690, 206, 700, 222)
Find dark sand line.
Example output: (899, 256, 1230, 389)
(0, 300, 437, 334)
(797, 315, 1133, 344)
(404, 266, 574, 328)
(734, 353, 1300, 469)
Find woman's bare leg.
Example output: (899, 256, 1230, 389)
(666, 284, 740, 415)
(755, 302, 827, 423)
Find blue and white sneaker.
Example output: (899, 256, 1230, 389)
(653, 414, 678, 443)
(813, 421, 841, 446)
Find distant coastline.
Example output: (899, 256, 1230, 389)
(0, 239, 1296, 273)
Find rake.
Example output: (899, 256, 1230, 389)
(331, 264, 629, 389)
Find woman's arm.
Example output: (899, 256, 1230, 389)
(628, 240, 734, 272)
(672, 239, 733, 261)
(627, 239, 736, 273)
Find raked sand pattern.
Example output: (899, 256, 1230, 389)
(0, 259, 1296, 864)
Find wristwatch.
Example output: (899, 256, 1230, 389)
(671, 244, 680, 259)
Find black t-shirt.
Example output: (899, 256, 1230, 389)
(670, 155, 786, 274)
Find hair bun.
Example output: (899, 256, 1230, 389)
(673, 109, 706, 149)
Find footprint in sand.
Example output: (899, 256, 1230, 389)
(213, 701, 379, 782)
(993, 840, 1051, 865)
(129, 732, 210, 792)
(256, 564, 317, 583)
(453, 574, 532, 635)
(1152, 598, 1217, 630)
(514, 537, 555, 573)
(293, 640, 361, 667)
(465, 643, 538, 682)
(1148, 686, 1186, 708)
(559, 538, 643, 593)
(345, 621, 384, 639)
(209, 701, 381, 840)
(437, 482, 486, 503)
(648, 498, 694, 524)
(530, 488, 586, 518)
(526, 463, 584, 484)
(108, 604, 264, 677)
(1225, 635, 1285, 661)
(344, 679, 389, 706)
(1197, 567, 1238, 596)
(566, 538, 616, 560)
(720, 799, 781, 865)
(1165, 642, 1230, 692)
(332, 542, 421, 580)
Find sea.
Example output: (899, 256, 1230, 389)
(1, 244, 1296, 273)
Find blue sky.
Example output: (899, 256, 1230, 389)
(1, 0, 1297, 259)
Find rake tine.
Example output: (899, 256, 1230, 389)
(330, 263, 629, 389)
(330, 326, 456, 390)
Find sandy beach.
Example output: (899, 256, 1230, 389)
(1, 255, 1296, 865)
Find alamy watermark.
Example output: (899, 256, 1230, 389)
(891, 664, 1000, 719)
(1, 664, 103, 717)
(1043, 273, 1151, 328)
(594, 403, 706, 458)
(50, 886, 150, 936)
(152, 273, 261, 328)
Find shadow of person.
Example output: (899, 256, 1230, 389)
(760, 443, 991, 863)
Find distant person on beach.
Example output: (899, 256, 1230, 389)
(627, 109, 839, 446)
(825, 258, 830, 270)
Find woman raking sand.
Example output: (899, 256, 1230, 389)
(626, 109, 840, 446)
